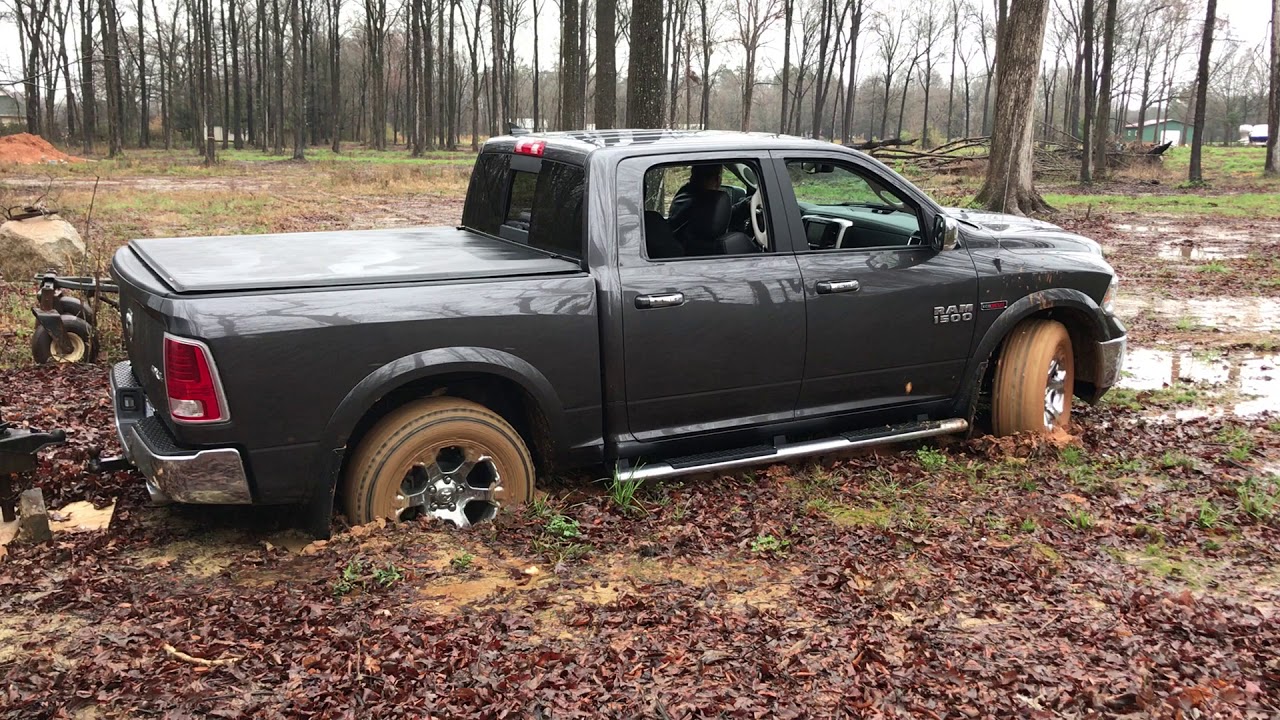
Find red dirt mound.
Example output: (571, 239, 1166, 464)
(0, 132, 82, 164)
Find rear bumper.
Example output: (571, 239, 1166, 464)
(110, 361, 252, 504)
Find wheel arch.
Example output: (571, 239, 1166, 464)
(311, 348, 564, 501)
(954, 289, 1109, 420)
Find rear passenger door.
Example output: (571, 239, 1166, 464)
(774, 152, 980, 418)
(614, 152, 807, 442)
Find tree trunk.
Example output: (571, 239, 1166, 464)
(560, 0, 581, 130)
(627, 0, 664, 127)
(974, 0, 1051, 216)
(1188, 0, 1215, 183)
(1090, 0, 1117, 176)
(780, 0, 792, 133)
(79, 0, 95, 154)
(1266, 0, 1280, 175)
(1079, 0, 1095, 182)
(138, 0, 150, 146)
(290, 0, 305, 158)
(100, 0, 125, 157)
(231, 0, 243, 148)
(330, 0, 342, 151)
(595, 0, 615, 128)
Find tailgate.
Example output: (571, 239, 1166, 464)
(110, 245, 173, 418)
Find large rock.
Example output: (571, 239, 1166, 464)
(0, 214, 86, 281)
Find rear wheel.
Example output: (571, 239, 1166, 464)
(342, 397, 534, 527)
(992, 319, 1074, 435)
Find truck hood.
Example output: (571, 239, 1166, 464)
(941, 207, 1103, 256)
(128, 226, 582, 294)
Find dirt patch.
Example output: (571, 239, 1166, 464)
(0, 134, 82, 165)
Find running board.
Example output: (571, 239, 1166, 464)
(613, 418, 968, 483)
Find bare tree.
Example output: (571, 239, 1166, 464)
(1188, 0, 1215, 183)
(290, 0, 304, 158)
(364, 0, 388, 148)
(595, 0, 615, 128)
(733, 0, 781, 131)
(627, 0, 663, 126)
(560, 0, 581, 129)
(1090, 0, 1117, 176)
(974, 0, 1050, 215)
(839, 0, 864, 144)
(1266, 0, 1279, 176)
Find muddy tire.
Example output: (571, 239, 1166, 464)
(342, 397, 535, 527)
(31, 316, 96, 364)
(992, 319, 1074, 435)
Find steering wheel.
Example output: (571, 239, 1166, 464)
(749, 190, 768, 250)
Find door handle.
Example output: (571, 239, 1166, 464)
(816, 279, 860, 295)
(635, 292, 686, 309)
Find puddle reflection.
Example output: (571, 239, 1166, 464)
(1119, 347, 1280, 419)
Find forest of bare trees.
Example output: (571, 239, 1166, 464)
(1, 0, 1276, 166)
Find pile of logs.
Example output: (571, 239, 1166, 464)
(853, 135, 1173, 176)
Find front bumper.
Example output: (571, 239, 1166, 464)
(110, 361, 252, 504)
(1094, 316, 1127, 389)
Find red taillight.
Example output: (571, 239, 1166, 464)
(164, 335, 226, 422)
(514, 138, 545, 156)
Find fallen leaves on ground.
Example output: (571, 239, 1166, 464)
(2, 364, 1278, 717)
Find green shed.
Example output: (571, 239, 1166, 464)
(1123, 118, 1193, 146)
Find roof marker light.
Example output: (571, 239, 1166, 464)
(514, 138, 546, 157)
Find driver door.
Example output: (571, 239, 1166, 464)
(773, 152, 980, 418)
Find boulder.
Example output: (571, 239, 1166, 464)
(0, 214, 86, 281)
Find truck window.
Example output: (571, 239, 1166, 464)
(785, 160, 924, 251)
(641, 159, 772, 260)
(462, 151, 584, 260)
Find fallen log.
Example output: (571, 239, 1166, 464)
(852, 137, 917, 150)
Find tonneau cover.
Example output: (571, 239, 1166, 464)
(129, 226, 582, 293)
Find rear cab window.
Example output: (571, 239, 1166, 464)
(462, 150, 585, 261)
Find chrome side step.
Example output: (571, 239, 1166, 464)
(614, 418, 969, 483)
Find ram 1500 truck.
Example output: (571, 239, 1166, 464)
(109, 130, 1126, 536)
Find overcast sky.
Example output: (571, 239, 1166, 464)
(0, 0, 1272, 112)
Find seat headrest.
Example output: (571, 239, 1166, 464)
(686, 191, 732, 240)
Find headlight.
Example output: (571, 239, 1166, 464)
(1102, 276, 1118, 315)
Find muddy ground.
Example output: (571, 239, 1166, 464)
(1, 156, 1278, 717)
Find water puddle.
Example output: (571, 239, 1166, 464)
(1119, 348, 1280, 419)
(1155, 241, 1246, 261)
(1113, 223, 1274, 262)
(1114, 296, 1280, 333)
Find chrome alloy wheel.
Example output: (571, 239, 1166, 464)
(1044, 357, 1068, 428)
(395, 444, 502, 527)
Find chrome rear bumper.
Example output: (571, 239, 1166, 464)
(110, 361, 252, 504)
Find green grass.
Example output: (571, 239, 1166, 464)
(1195, 260, 1231, 274)
(1160, 452, 1197, 471)
(750, 534, 790, 554)
(1236, 476, 1279, 522)
(1063, 509, 1097, 531)
(450, 552, 474, 571)
(605, 466, 645, 516)
(1195, 500, 1226, 529)
(544, 514, 582, 539)
(915, 447, 948, 471)
(1040, 192, 1280, 218)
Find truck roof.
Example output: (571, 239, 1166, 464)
(482, 129, 850, 165)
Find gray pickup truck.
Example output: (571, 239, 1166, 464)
(109, 130, 1125, 536)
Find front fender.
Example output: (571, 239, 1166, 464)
(951, 288, 1112, 419)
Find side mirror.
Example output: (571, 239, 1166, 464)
(932, 214, 959, 252)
